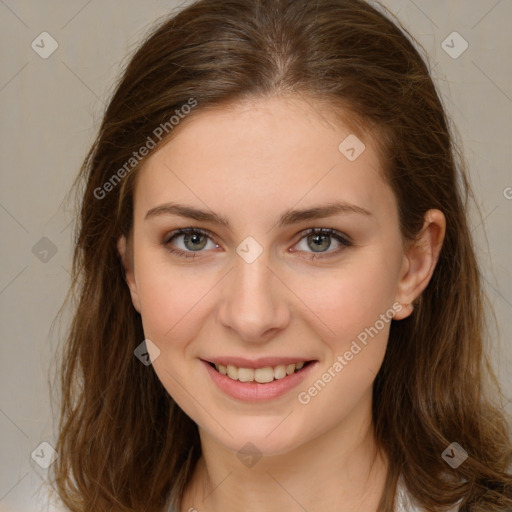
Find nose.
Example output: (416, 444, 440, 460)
(216, 249, 291, 343)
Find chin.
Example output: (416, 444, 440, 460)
(203, 415, 309, 458)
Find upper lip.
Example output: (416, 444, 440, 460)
(202, 357, 315, 369)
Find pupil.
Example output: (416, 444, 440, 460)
(309, 233, 330, 252)
(185, 232, 207, 251)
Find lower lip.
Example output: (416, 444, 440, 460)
(201, 360, 318, 402)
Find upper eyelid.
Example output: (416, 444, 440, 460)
(164, 227, 220, 246)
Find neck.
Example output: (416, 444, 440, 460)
(180, 391, 388, 512)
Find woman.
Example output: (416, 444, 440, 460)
(50, 0, 512, 511)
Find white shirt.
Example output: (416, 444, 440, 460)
(164, 475, 459, 512)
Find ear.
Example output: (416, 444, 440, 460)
(117, 235, 141, 313)
(393, 209, 446, 320)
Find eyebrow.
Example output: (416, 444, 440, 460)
(144, 201, 372, 228)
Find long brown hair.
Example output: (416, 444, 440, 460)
(49, 0, 512, 510)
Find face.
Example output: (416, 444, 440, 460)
(119, 95, 414, 456)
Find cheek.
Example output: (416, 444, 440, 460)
(134, 252, 212, 344)
(290, 255, 399, 341)
(134, 255, 213, 406)
(292, 262, 395, 426)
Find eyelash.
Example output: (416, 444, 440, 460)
(163, 227, 352, 261)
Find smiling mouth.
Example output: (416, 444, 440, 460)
(207, 360, 315, 383)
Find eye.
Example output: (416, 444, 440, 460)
(163, 228, 218, 259)
(292, 228, 352, 259)
(163, 227, 352, 260)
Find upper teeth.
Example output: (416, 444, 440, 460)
(215, 362, 306, 383)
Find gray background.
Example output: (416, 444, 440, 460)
(0, 1, 511, 510)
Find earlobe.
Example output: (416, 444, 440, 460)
(393, 209, 446, 321)
(117, 235, 141, 313)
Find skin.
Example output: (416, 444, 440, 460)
(118, 95, 446, 512)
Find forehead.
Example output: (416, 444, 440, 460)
(133, 95, 395, 226)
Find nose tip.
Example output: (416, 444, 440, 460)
(216, 255, 291, 343)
